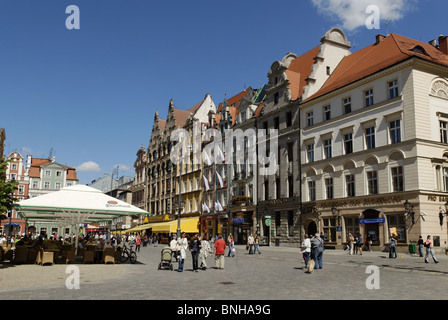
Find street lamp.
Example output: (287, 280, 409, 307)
(7, 177, 16, 245)
(331, 206, 341, 227)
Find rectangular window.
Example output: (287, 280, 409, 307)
(344, 133, 353, 155)
(367, 171, 378, 195)
(276, 178, 281, 199)
(307, 112, 314, 127)
(45, 170, 51, 176)
(56, 171, 62, 177)
(345, 174, 355, 197)
(275, 212, 281, 236)
(324, 139, 332, 159)
(365, 127, 376, 149)
(390, 120, 401, 144)
(323, 105, 331, 121)
(365, 89, 374, 107)
(391, 166, 404, 192)
(343, 97, 351, 114)
(32, 181, 39, 188)
(286, 111, 292, 127)
(441, 121, 448, 143)
(264, 181, 269, 201)
(387, 214, 407, 243)
(288, 176, 294, 198)
(274, 117, 280, 130)
(444, 168, 448, 192)
(388, 80, 399, 99)
(288, 211, 294, 236)
(11, 164, 17, 170)
(307, 144, 314, 163)
(44, 182, 50, 189)
(325, 178, 334, 200)
(55, 182, 61, 189)
(274, 92, 279, 105)
(308, 180, 316, 201)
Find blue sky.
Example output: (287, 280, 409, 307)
(0, 0, 446, 184)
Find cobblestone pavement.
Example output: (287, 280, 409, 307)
(1, 244, 448, 300)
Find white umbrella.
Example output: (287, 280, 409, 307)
(15, 184, 149, 253)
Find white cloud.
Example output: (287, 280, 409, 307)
(76, 161, 101, 172)
(311, 0, 417, 31)
(114, 164, 131, 172)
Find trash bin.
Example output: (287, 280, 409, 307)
(409, 243, 416, 254)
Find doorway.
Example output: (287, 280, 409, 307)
(307, 221, 317, 237)
(363, 209, 381, 245)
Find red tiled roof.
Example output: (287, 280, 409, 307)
(305, 33, 448, 102)
(286, 46, 321, 100)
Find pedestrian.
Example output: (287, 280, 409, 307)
(300, 234, 311, 268)
(135, 235, 141, 252)
(366, 234, 372, 252)
(357, 233, 363, 255)
(247, 233, 255, 254)
(170, 235, 179, 262)
(354, 234, 359, 254)
(199, 235, 212, 270)
(310, 233, 324, 270)
(254, 235, 261, 254)
(214, 234, 226, 270)
(348, 233, 354, 255)
(424, 235, 439, 263)
(417, 235, 424, 257)
(189, 234, 201, 272)
(389, 234, 397, 259)
(227, 234, 235, 257)
(177, 232, 188, 272)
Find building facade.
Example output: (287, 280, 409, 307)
(300, 33, 448, 253)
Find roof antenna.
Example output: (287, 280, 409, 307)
(386, 19, 392, 36)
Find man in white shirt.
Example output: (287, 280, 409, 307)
(170, 235, 179, 262)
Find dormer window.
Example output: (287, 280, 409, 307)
(411, 45, 429, 56)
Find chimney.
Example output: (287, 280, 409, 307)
(439, 35, 448, 55)
(375, 34, 386, 44)
(429, 39, 438, 48)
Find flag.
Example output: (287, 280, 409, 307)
(203, 150, 212, 166)
(216, 201, 224, 212)
(217, 145, 225, 162)
(203, 203, 210, 213)
(203, 175, 210, 191)
(216, 171, 224, 188)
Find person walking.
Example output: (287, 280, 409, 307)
(177, 232, 188, 272)
(300, 234, 312, 269)
(348, 233, 354, 255)
(417, 235, 424, 257)
(424, 235, 439, 264)
(389, 234, 397, 259)
(227, 234, 235, 257)
(247, 233, 255, 254)
(254, 235, 261, 254)
(199, 235, 212, 270)
(189, 234, 201, 272)
(310, 233, 324, 270)
(135, 235, 141, 252)
(170, 235, 179, 262)
(357, 233, 363, 255)
(214, 234, 226, 270)
(365, 234, 372, 252)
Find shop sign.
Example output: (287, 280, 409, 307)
(265, 219, 271, 227)
(233, 218, 245, 224)
(359, 218, 385, 224)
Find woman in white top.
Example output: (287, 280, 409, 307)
(177, 233, 189, 272)
(300, 234, 312, 268)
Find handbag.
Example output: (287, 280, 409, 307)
(246, 243, 249, 250)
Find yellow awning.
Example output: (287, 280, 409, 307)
(125, 223, 158, 233)
(151, 217, 199, 233)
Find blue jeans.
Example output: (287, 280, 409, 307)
(228, 244, 234, 257)
(178, 258, 184, 272)
(313, 248, 323, 269)
(425, 248, 438, 263)
(254, 244, 261, 254)
(389, 246, 397, 258)
(302, 252, 310, 268)
(418, 244, 424, 257)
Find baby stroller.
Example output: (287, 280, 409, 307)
(158, 247, 173, 270)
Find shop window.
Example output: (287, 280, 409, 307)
(345, 217, 360, 237)
(387, 214, 407, 243)
(323, 218, 337, 242)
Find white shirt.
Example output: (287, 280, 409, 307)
(302, 238, 311, 253)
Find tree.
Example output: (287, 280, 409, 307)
(0, 157, 18, 221)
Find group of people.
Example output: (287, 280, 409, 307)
(300, 233, 325, 270)
(170, 233, 227, 272)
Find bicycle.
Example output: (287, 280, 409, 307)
(120, 242, 137, 264)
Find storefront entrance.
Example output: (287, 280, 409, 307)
(362, 209, 381, 245)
